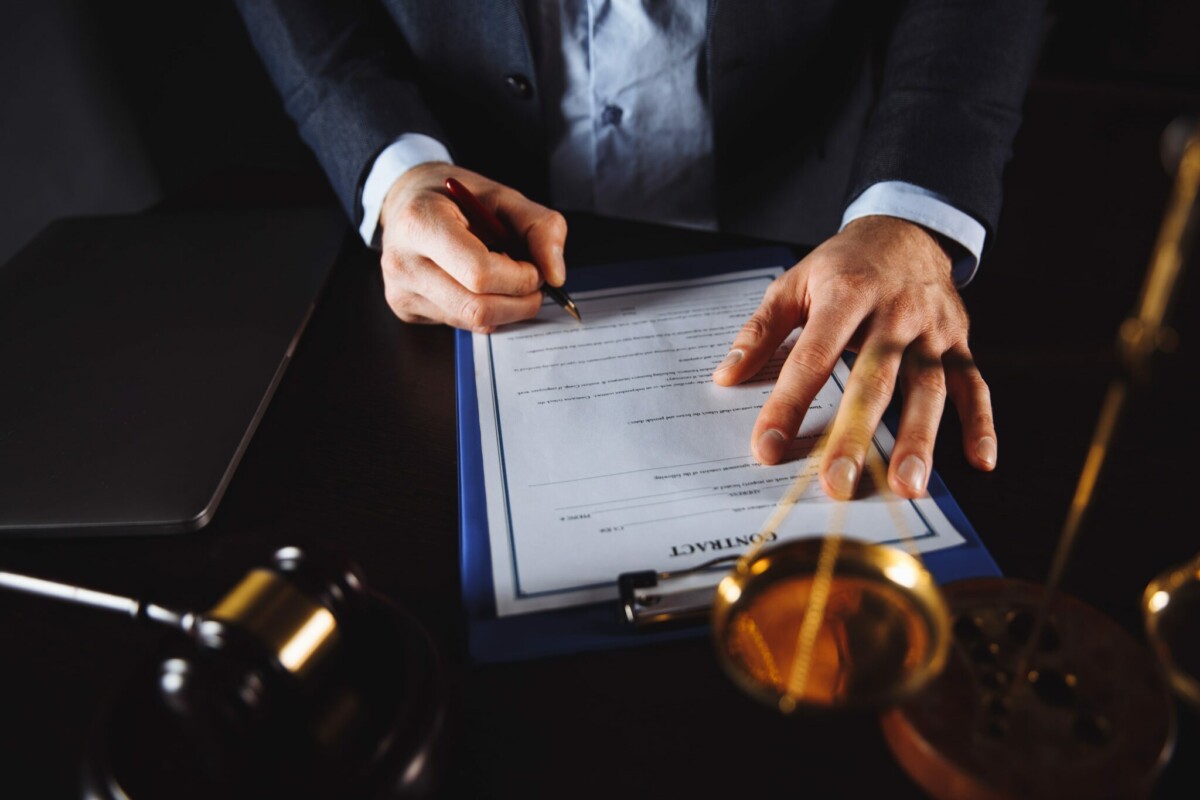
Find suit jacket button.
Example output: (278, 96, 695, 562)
(505, 74, 533, 99)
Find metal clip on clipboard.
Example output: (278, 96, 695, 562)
(618, 556, 738, 630)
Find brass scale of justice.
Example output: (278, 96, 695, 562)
(0, 120, 1196, 799)
(622, 117, 1200, 798)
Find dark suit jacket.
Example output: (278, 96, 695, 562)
(234, 0, 1045, 249)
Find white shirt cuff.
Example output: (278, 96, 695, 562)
(358, 134, 455, 248)
(840, 181, 987, 287)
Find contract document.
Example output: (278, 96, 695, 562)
(473, 266, 966, 617)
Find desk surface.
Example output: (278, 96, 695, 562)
(3, 85, 1200, 798)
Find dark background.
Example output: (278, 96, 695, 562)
(2, 1, 1200, 798)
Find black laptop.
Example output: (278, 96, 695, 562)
(0, 205, 347, 536)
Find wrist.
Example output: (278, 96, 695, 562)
(839, 181, 984, 286)
(382, 161, 453, 222)
(890, 216, 958, 276)
(841, 215, 954, 276)
(360, 135, 454, 248)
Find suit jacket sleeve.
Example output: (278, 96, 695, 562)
(848, 0, 1046, 244)
(232, 0, 448, 225)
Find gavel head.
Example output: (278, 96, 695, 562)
(194, 544, 368, 690)
(82, 544, 448, 800)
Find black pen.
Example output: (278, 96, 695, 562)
(444, 177, 582, 322)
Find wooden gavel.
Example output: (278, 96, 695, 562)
(1, 545, 449, 800)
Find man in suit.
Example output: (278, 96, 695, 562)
(234, 0, 1045, 500)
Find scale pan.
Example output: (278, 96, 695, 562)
(711, 537, 951, 713)
(1144, 552, 1200, 710)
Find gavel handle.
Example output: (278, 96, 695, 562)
(0, 570, 195, 633)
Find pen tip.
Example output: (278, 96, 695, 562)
(567, 303, 582, 323)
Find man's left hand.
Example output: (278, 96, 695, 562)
(712, 215, 997, 500)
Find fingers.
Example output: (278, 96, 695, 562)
(712, 279, 803, 387)
(384, 255, 544, 334)
(750, 300, 867, 466)
(819, 337, 906, 500)
(497, 190, 569, 287)
(379, 165, 568, 331)
(414, 194, 543, 296)
(887, 343, 948, 498)
(945, 344, 998, 471)
(823, 341, 991, 500)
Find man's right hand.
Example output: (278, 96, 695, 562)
(378, 163, 568, 333)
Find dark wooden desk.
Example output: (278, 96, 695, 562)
(3, 84, 1200, 798)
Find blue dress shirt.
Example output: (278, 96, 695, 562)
(359, 0, 986, 286)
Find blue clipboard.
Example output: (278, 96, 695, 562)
(456, 247, 1000, 663)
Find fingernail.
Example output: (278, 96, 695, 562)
(550, 245, 565, 287)
(976, 436, 997, 468)
(757, 429, 787, 463)
(827, 457, 859, 499)
(896, 455, 927, 493)
(714, 348, 744, 374)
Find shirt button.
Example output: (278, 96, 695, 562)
(505, 74, 533, 99)
(601, 104, 623, 126)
